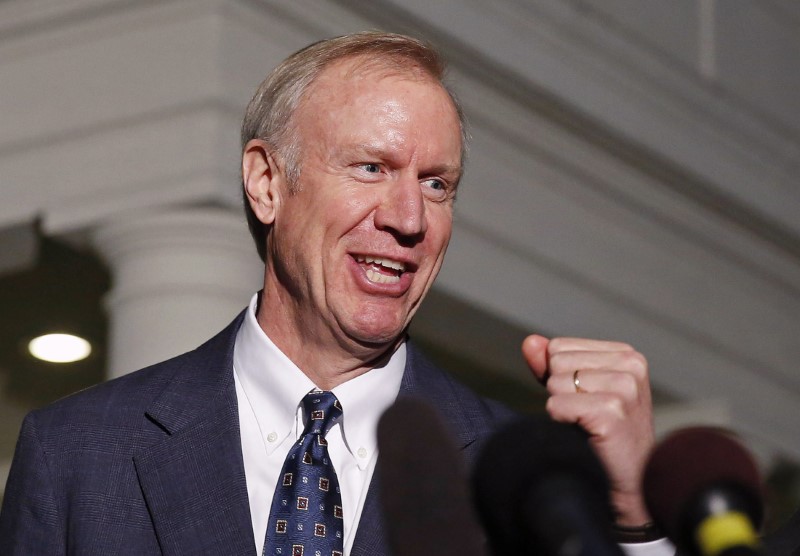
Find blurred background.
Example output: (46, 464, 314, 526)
(1, 0, 799, 531)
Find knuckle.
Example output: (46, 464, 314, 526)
(613, 372, 638, 396)
(545, 395, 567, 419)
(544, 396, 558, 416)
(622, 350, 648, 373)
(548, 337, 567, 354)
(603, 396, 626, 420)
(547, 352, 570, 374)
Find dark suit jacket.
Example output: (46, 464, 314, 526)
(0, 312, 513, 555)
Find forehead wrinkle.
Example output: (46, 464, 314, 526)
(298, 59, 461, 171)
(327, 141, 392, 161)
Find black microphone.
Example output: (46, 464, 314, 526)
(643, 427, 763, 556)
(473, 416, 624, 556)
(376, 397, 488, 556)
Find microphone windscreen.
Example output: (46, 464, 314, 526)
(473, 416, 618, 555)
(377, 397, 487, 556)
(643, 427, 763, 545)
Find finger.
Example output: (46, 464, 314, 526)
(545, 392, 654, 446)
(547, 349, 648, 380)
(546, 392, 629, 431)
(546, 369, 644, 401)
(547, 337, 634, 355)
(521, 334, 550, 384)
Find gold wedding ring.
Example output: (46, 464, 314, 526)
(573, 369, 586, 393)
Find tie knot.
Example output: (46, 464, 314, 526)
(301, 391, 342, 437)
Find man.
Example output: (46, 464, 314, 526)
(0, 32, 660, 555)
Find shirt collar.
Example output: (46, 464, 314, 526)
(331, 341, 405, 469)
(233, 293, 405, 467)
(234, 294, 317, 455)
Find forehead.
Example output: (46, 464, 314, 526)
(305, 56, 444, 107)
(295, 56, 462, 148)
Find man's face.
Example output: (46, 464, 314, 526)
(264, 58, 462, 352)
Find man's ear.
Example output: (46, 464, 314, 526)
(242, 138, 284, 225)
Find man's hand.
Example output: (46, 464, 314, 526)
(522, 334, 655, 526)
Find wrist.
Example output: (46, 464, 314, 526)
(611, 522, 663, 543)
(611, 488, 652, 525)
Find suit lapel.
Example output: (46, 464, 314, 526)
(133, 313, 257, 556)
(129, 320, 486, 556)
(350, 341, 481, 556)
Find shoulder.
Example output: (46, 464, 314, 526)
(21, 311, 244, 452)
(404, 341, 517, 421)
(402, 341, 519, 464)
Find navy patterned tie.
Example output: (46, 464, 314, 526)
(264, 391, 344, 556)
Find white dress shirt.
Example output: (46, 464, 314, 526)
(233, 293, 405, 556)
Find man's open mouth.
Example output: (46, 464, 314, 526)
(354, 255, 406, 285)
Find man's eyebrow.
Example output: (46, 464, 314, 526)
(328, 142, 383, 159)
(425, 163, 462, 176)
(350, 142, 390, 157)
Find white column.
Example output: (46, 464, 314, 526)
(94, 207, 263, 379)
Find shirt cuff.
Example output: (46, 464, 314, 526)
(620, 537, 675, 556)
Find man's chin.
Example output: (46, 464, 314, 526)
(341, 320, 408, 353)
(334, 299, 417, 352)
(348, 329, 404, 348)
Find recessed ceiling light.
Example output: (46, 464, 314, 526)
(28, 333, 92, 363)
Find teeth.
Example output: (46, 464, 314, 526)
(366, 268, 401, 284)
(355, 255, 406, 272)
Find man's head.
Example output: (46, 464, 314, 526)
(241, 31, 467, 262)
(241, 32, 465, 368)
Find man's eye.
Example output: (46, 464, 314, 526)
(423, 178, 445, 191)
(361, 163, 380, 173)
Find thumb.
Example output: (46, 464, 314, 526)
(522, 334, 550, 385)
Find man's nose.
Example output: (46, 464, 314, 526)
(374, 175, 427, 241)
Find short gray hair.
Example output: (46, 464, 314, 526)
(241, 31, 467, 262)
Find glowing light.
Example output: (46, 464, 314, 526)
(28, 333, 92, 363)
